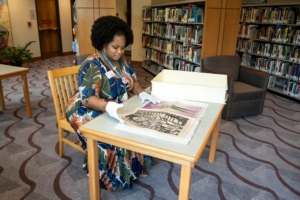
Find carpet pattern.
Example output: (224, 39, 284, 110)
(0, 55, 299, 200)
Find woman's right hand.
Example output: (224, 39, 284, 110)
(105, 102, 124, 124)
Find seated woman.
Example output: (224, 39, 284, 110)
(65, 16, 160, 191)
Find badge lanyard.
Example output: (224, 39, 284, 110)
(101, 50, 128, 101)
(101, 50, 123, 79)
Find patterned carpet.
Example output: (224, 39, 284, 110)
(0, 55, 300, 200)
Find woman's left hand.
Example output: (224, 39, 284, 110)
(139, 92, 161, 104)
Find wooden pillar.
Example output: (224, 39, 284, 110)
(202, 0, 241, 58)
(76, 0, 116, 55)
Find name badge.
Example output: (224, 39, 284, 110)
(122, 77, 128, 84)
(105, 70, 115, 79)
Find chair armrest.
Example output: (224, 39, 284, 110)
(239, 67, 270, 89)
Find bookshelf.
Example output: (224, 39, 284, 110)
(141, 0, 242, 76)
(237, 2, 300, 100)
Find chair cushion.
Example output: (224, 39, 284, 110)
(232, 81, 265, 102)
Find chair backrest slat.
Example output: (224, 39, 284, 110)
(47, 65, 80, 121)
(67, 74, 75, 97)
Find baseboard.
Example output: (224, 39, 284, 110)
(30, 51, 76, 62)
(130, 61, 142, 67)
(63, 51, 76, 56)
(124, 50, 131, 56)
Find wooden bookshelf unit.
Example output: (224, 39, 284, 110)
(237, 2, 300, 100)
(141, 0, 242, 75)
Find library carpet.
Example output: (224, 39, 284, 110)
(0, 55, 299, 200)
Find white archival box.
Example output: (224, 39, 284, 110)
(151, 70, 227, 104)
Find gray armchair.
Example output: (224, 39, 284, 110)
(202, 55, 269, 120)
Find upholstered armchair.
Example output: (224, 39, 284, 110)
(202, 55, 270, 120)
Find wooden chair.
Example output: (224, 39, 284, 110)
(47, 65, 84, 157)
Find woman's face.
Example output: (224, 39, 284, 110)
(104, 34, 126, 61)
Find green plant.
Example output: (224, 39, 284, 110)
(0, 41, 35, 66)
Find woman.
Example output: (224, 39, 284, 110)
(66, 16, 160, 191)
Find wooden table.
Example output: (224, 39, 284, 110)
(79, 95, 224, 200)
(0, 64, 32, 118)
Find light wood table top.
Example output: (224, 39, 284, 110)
(80, 94, 224, 199)
(0, 64, 32, 117)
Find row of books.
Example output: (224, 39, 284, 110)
(239, 24, 300, 44)
(240, 52, 300, 80)
(142, 44, 201, 64)
(255, 58, 300, 80)
(142, 4, 204, 23)
(143, 36, 171, 53)
(282, 80, 300, 98)
(240, 7, 300, 24)
(143, 23, 203, 45)
(173, 59, 200, 72)
(142, 48, 200, 71)
(268, 76, 300, 98)
(142, 48, 173, 69)
(237, 39, 300, 64)
(142, 36, 202, 63)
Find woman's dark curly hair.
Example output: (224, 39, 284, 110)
(91, 16, 134, 51)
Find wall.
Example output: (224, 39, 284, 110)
(7, 0, 73, 58)
(58, 0, 73, 55)
(116, 0, 127, 22)
(7, 0, 40, 57)
(131, 0, 151, 62)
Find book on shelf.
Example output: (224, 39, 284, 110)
(264, 43, 271, 57)
(167, 8, 183, 22)
(241, 53, 251, 66)
(252, 8, 263, 22)
(278, 45, 284, 59)
(286, 64, 294, 78)
(179, 60, 186, 71)
(152, 8, 158, 21)
(252, 42, 259, 54)
(142, 47, 152, 59)
(266, 60, 275, 74)
(293, 30, 300, 44)
(194, 25, 203, 44)
(281, 62, 289, 76)
(158, 9, 165, 21)
(244, 6, 299, 24)
(241, 8, 250, 22)
(187, 26, 194, 43)
(174, 8, 183, 22)
(257, 43, 265, 56)
(182, 7, 189, 23)
(268, 75, 276, 88)
(283, 81, 297, 95)
(262, 8, 270, 23)
(187, 4, 204, 23)
(283, 45, 292, 61)
(173, 58, 180, 70)
(117, 100, 208, 144)
(255, 57, 266, 70)
(290, 83, 300, 98)
(271, 44, 278, 58)
(292, 64, 300, 81)
(192, 46, 201, 63)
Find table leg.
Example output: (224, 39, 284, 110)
(0, 80, 6, 110)
(178, 165, 192, 200)
(86, 137, 100, 200)
(208, 111, 221, 163)
(21, 74, 32, 118)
